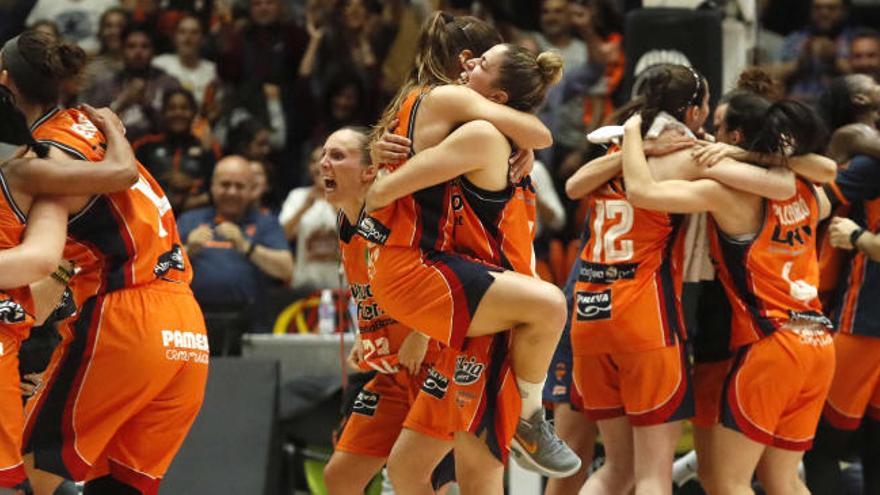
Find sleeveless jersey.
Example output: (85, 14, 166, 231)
(0, 172, 35, 334)
(339, 211, 440, 373)
(360, 88, 450, 251)
(710, 179, 831, 349)
(30, 107, 192, 307)
(570, 178, 687, 356)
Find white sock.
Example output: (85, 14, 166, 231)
(671, 450, 698, 486)
(516, 377, 545, 420)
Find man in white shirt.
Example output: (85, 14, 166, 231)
(152, 15, 218, 108)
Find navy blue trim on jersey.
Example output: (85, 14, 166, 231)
(0, 170, 26, 224)
(38, 140, 88, 161)
(658, 214, 686, 346)
(28, 295, 100, 480)
(414, 183, 452, 252)
(474, 332, 512, 462)
(29, 107, 60, 132)
(67, 196, 132, 292)
(457, 176, 514, 269)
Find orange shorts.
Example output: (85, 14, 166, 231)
(24, 281, 208, 494)
(370, 247, 497, 350)
(573, 344, 693, 426)
(336, 368, 426, 458)
(823, 333, 880, 430)
(404, 333, 520, 462)
(0, 326, 27, 488)
(722, 329, 834, 451)
(692, 359, 732, 429)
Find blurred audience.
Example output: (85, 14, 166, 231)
(278, 146, 340, 293)
(153, 14, 218, 108)
(81, 22, 182, 141)
(133, 88, 219, 214)
(179, 155, 294, 352)
(26, 0, 117, 53)
(81, 7, 129, 95)
(849, 28, 880, 81)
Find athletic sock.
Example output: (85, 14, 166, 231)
(516, 377, 545, 420)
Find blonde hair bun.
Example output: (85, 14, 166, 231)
(536, 51, 564, 86)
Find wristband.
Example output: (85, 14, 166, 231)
(851, 228, 867, 250)
(246, 242, 257, 259)
(51, 265, 74, 285)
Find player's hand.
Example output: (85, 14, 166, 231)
(80, 104, 126, 137)
(397, 332, 429, 375)
(371, 119, 410, 165)
(623, 113, 642, 133)
(829, 216, 862, 250)
(509, 149, 534, 183)
(215, 222, 247, 253)
(692, 141, 746, 167)
(20, 373, 43, 398)
(187, 224, 213, 251)
(644, 129, 695, 157)
(347, 334, 365, 371)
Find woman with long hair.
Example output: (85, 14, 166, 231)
(365, 43, 572, 493)
(619, 93, 834, 494)
(0, 29, 208, 494)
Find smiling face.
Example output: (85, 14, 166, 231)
(163, 92, 195, 135)
(462, 44, 509, 103)
(319, 129, 371, 206)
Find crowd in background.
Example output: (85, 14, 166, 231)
(1, 0, 877, 342)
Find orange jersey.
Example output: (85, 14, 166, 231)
(571, 178, 687, 356)
(339, 211, 439, 373)
(31, 108, 192, 306)
(710, 179, 831, 350)
(0, 172, 35, 328)
(361, 88, 451, 250)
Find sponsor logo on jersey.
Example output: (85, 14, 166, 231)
(357, 216, 390, 245)
(154, 244, 186, 276)
(788, 310, 833, 328)
(0, 299, 26, 324)
(352, 389, 380, 416)
(454, 355, 485, 385)
(554, 362, 567, 381)
(578, 261, 638, 284)
(421, 367, 450, 399)
(161, 330, 210, 351)
(576, 290, 612, 321)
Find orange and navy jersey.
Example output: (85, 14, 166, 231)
(339, 211, 440, 373)
(360, 88, 451, 251)
(442, 176, 537, 275)
(0, 171, 35, 332)
(711, 178, 831, 349)
(824, 155, 880, 337)
(30, 107, 192, 305)
(570, 178, 687, 356)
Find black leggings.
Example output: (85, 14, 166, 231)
(805, 417, 880, 495)
(83, 476, 141, 495)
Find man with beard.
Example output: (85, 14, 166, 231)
(849, 28, 880, 81)
(81, 22, 181, 141)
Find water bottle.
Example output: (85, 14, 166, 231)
(318, 289, 336, 334)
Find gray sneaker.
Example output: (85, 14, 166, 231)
(510, 409, 582, 478)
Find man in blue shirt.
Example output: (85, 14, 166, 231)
(178, 155, 294, 354)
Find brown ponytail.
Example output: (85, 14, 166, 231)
(371, 13, 501, 144)
(1, 29, 86, 105)
(495, 45, 564, 112)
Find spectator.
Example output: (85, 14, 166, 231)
(25, 0, 118, 53)
(0, 0, 36, 44)
(178, 155, 294, 353)
(782, 35, 843, 106)
(780, 0, 855, 64)
(278, 146, 340, 293)
(531, 0, 587, 68)
(226, 118, 274, 163)
(153, 15, 218, 108)
(308, 69, 370, 149)
(212, 82, 287, 155)
(81, 7, 129, 96)
(29, 20, 60, 40)
(133, 88, 219, 214)
(849, 28, 880, 81)
(81, 23, 182, 141)
(249, 159, 281, 212)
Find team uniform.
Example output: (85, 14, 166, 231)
(822, 155, 880, 431)
(21, 107, 208, 494)
(570, 178, 693, 426)
(0, 173, 37, 489)
(335, 211, 443, 457)
(400, 174, 535, 462)
(711, 178, 834, 450)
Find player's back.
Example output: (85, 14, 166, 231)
(711, 178, 830, 348)
(31, 108, 192, 304)
(571, 178, 687, 355)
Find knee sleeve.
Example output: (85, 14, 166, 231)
(53, 480, 81, 495)
(83, 475, 141, 495)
